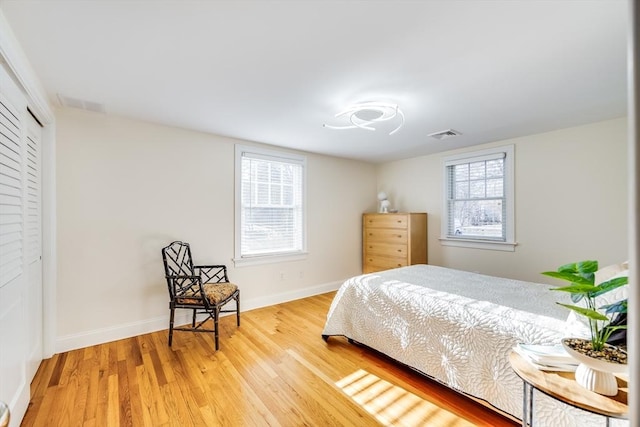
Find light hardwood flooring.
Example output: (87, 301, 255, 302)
(22, 292, 517, 426)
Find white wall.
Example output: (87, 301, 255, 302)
(54, 111, 628, 351)
(55, 107, 376, 351)
(376, 117, 628, 283)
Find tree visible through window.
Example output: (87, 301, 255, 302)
(442, 145, 515, 249)
(449, 157, 505, 239)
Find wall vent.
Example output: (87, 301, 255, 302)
(428, 129, 462, 140)
(57, 94, 106, 113)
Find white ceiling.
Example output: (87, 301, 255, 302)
(0, 0, 629, 163)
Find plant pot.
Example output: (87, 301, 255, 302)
(561, 338, 627, 396)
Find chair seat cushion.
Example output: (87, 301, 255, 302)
(203, 282, 238, 304)
(176, 282, 238, 306)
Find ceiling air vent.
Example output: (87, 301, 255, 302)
(428, 129, 462, 140)
(57, 94, 106, 113)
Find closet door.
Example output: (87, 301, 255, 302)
(0, 65, 42, 426)
(25, 113, 42, 379)
(0, 79, 28, 424)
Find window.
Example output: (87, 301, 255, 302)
(234, 145, 306, 265)
(441, 145, 516, 251)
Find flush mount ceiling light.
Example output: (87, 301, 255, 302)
(323, 102, 405, 135)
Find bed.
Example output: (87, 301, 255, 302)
(321, 264, 627, 427)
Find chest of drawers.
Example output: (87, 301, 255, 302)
(362, 213, 427, 273)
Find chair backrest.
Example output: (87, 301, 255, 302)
(161, 241, 195, 294)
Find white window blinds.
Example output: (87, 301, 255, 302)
(445, 151, 507, 241)
(237, 147, 305, 258)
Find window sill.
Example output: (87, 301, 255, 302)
(439, 237, 517, 252)
(233, 251, 309, 267)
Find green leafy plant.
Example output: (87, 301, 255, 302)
(542, 260, 627, 351)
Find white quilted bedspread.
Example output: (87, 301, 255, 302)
(322, 265, 627, 427)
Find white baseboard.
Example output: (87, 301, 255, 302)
(55, 280, 342, 354)
(8, 380, 29, 427)
(241, 280, 342, 311)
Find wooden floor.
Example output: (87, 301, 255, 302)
(22, 292, 518, 426)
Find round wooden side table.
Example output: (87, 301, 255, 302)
(509, 351, 628, 427)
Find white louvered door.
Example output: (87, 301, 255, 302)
(25, 113, 42, 380)
(0, 89, 23, 289)
(0, 64, 43, 426)
(0, 80, 28, 425)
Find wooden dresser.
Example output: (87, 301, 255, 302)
(362, 212, 427, 273)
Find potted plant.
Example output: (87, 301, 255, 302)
(542, 260, 628, 396)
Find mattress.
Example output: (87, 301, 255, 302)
(322, 265, 627, 427)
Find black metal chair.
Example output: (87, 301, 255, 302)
(161, 241, 240, 350)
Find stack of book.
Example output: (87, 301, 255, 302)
(513, 343, 579, 372)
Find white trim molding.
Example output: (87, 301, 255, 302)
(0, 9, 57, 360)
(234, 144, 308, 266)
(0, 9, 54, 125)
(55, 280, 342, 353)
(440, 144, 516, 251)
(438, 237, 517, 252)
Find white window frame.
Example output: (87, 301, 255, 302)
(234, 144, 308, 266)
(440, 144, 517, 252)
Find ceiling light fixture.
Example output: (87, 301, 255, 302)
(323, 102, 405, 135)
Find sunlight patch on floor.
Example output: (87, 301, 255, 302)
(336, 369, 474, 427)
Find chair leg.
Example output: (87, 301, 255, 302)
(214, 308, 220, 351)
(236, 294, 241, 327)
(168, 305, 175, 347)
(192, 309, 197, 327)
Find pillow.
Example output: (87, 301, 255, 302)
(564, 311, 591, 338)
(563, 263, 628, 338)
(595, 266, 629, 307)
(594, 261, 629, 285)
